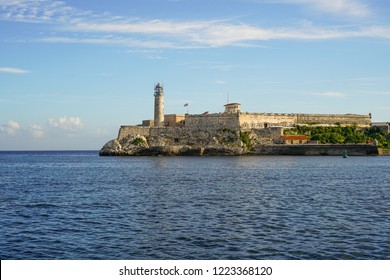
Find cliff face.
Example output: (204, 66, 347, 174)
(99, 128, 248, 156)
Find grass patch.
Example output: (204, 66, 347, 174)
(240, 131, 253, 151)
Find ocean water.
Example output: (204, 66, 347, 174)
(0, 151, 389, 260)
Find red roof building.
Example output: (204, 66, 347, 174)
(281, 135, 309, 144)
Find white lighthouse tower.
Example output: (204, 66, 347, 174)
(154, 83, 164, 127)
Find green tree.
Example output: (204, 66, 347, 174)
(283, 124, 388, 146)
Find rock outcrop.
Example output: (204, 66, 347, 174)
(99, 131, 247, 156)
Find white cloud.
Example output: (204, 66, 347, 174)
(0, 120, 21, 135)
(39, 24, 390, 48)
(38, 20, 390, 48)
(0, 67, 30, 74)
(70, 20, 214, 35)
(0, 0, 89, 23)
(300, 0, 370, 17)
(1, 117, 84, 136)
(315, 91, 347, 97)
(1, 117, 84, 138)
(260, 0, 371, 17)
(0, 117, 92, 150)
(0, 0, 388, 49)
(48, 116, 84, 132)
(30, 124, 45, 138)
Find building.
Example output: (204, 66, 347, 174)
(281, 135, 309, 145)
(372, 122, 390, 133)
(224, 103, 241, 114)
(141, 83, 372, 132)
(164, 114, 186, 127)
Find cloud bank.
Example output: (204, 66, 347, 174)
(0, 0, 389, 49)
(0, 116, 111, 150)
(48, 116, 84, 132)
(0, 120, 21, 135)
(1, 116, 83, 139)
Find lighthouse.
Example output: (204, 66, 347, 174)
(154, 83, 164, 127)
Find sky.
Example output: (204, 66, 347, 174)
(1, 0, 390, 150)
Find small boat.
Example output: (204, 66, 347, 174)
(343, 149, 348, 158)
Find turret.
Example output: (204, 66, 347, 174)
(154, 83, 164, 127)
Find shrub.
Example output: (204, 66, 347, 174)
(132, 137, 146, 146)
(240, 131, 253, 151)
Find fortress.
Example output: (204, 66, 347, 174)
(100, 83, 378, 156)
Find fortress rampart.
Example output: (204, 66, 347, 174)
(117, 112, 371, 142)
(296, 113, 371, 127)
(238, 112, 371, 130)
(185, 113, 240, 131)
(183, 112, 371, 132)
(239, 113, 297, 130)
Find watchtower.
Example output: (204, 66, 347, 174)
(224, 103, 241, 114)
(154, 83, 164, 127)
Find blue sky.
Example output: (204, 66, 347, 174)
(1, 0, 389, 150)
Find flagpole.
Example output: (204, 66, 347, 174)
(184, 102, 189, 115)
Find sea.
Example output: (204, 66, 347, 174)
(0, 151, 389, 260)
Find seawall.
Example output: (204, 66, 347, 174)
(251, 144, 379, 156)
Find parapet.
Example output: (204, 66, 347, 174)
(296, 113, 371, 127)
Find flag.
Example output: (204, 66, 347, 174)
(184, 103, 189, 107)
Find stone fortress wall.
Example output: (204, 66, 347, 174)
(185, 113, 240, 131)
(239, 112, 371, 131)
(118, 112, 372, 142)
(115, 83, 372, 149)
(101, 84, 382, 156)
(296, 113, 371, 127)
(239, 113, 297, 130)
(144, 112, 372, 133)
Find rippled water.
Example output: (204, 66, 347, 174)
(0, 151, 389, 259)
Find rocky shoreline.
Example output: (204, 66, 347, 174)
(99, 135, 380, 156)
(99, 137, 245, 156)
